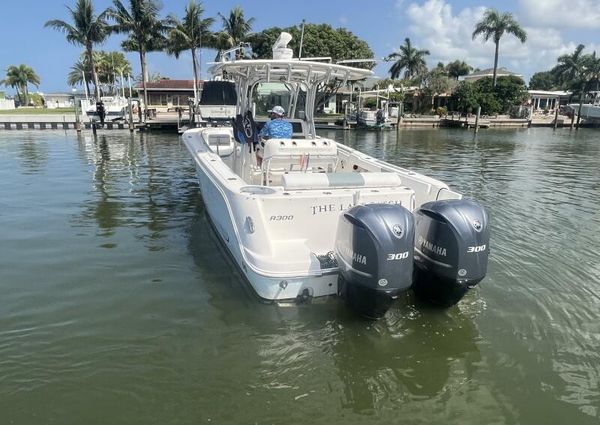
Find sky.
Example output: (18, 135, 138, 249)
(1, 0, 599, 93)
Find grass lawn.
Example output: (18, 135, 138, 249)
(0, 108, 75, 115)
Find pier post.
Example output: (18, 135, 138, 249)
(396, 102, 403, 131)
(128, 98, 134, 132)
(553, 107, 559, 130)
(575, 99, 584, 130)
(569, 111, 575, 130)
(474, 106, 481, 133)
(74, 98, 81, 132)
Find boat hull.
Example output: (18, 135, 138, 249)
(192, 158, 339, 302)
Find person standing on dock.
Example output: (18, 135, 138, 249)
(96, 100, 106, 127)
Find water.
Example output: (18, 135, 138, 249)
(1, 128, 599, 424)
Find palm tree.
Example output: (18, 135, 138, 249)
(45, 0, 110, 99)
(386, 38, 430, 81)
(1, 65, 41, 106)
(554, 46, 600, 127)
(446, 60, 473, 80)
(109, 0, 167, 118)
(218, 6, 255, 52)
(67, 57, 92, 96)
(553, 44, 586, 87)
(472, 9, 527, 87)
(96, 51, 132, 94)
(166, 0, 214, 104)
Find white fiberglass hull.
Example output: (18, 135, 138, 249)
(183, 127, 460, 302)
(86, 97, 128, 122)
(569, 103, 600, 120)
(192, 148, 339, 301)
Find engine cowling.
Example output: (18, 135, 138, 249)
(334, 204, 414, 319)
(412, 199, 490, 307)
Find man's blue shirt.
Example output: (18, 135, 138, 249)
(259, 118, 293, 139)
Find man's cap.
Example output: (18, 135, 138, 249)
(268, 105, 286, 116)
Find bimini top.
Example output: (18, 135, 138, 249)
(209, 31, 372, 86)
(209, 59, 373, 86)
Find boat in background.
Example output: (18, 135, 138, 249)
(198, 80, 237, 123)
(86, 96, 129, 123)
(351, 86, 401, 129)
(182, 33, 490, 318)
(568, 91, 600, 122)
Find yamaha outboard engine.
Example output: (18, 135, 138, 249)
(413, 199, 490, 307)
(335, 204, 414, 319)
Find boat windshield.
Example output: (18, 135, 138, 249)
(200, 81, 237, 106)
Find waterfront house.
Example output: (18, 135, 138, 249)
(527, 90, 571, 113)
(43, 93, 75, 109)
(135, 79, 197, 112)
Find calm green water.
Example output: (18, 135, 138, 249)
(1, 128, 599, 424)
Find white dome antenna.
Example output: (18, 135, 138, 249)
(272, 32, 294, 60)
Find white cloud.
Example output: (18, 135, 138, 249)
(519, 0, 600, 29)
(402, 0, 600, 82)
(339, 15, 348, 25)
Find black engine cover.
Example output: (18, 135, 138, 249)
(413, 199, 490, 306)
(335, 204, 414, 318)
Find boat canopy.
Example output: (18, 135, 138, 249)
(209, 59, 372, 138)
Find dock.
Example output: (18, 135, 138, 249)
(1, 111, 596, 132)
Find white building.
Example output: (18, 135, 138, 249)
(528, 90, 571, 112)
(42, 93, 75, 109)
(0, 91, 15, 110)
(463, 67, 523, 82)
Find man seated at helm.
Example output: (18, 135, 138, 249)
(256, 105, 293, 166)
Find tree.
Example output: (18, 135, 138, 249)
(529, 71, 557, 90)
(96, 51, 132, 94)
(0, 64, 41, 106)
(386, 38, 430, 81)
(217, 6, 254, 50)
(486, 76, 527, 113)
(554, 46, 600, 126)
(109, 0, 168, 118)
(472, 9, 527, 87)
(246, 24, 374, 67)
(166, 0, 214, 104)
(423, 67, 455, 96)
(582, 51, 600, 92)
(68, 51, 132, 96)
(451, 81, 479, 113)
(67, 57, 92, 95)
(45, 0, 110, 99)
(450, 76, 525, 115)
(446, 60, 472, 80)
(553, 44, 586, 90)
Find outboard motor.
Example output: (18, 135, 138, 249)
(335, 204, 414, 319)
(413, 199, 490, 307)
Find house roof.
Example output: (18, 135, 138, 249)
(135, 79, 200, 91)
(464, 67, 522, 79)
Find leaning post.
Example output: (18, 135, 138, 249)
(553, 106, 559, 130)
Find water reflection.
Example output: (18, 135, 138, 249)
(187, 208, 482, 416)
(330, 301, 481, 414)
(3, 128, 600, 424)
(74, 132, 200, 248)
(17, 132, 49, 174)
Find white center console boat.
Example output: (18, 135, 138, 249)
(182, 34, 490, 318)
